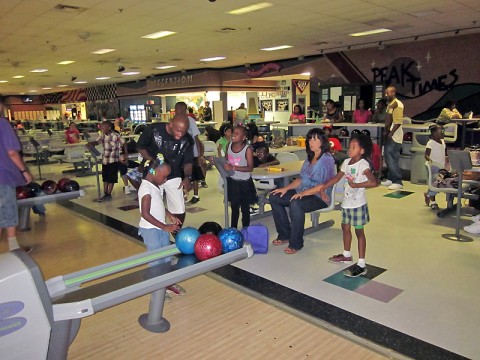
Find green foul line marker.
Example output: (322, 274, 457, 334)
(65, 248, 179, 286)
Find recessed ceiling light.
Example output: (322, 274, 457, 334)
(155, 65, 177, 70)
(0, 80, 8, 83)
(29, 90, 38, 92)
(57, 60, 75, 65)
(122, 72, 140, 76)
(57, 84, 68, 87)
(30, 69, 48, 73)
(300, 72, 311, 76)
(42, 87, 52, 90)
(141, 31, 176, 39)
(96, 76, 111, 80)
(228, 2, 273, 15)
(261, 45, 292, 51)
(74, 81, 87, 84)
(92, 48, 116, 55)
(350, 28, 391, 37)
(12, 75, 24, 79)
(200, 56, 226, 62)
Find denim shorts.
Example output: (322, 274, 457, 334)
(139, 227, 171, 265)
(0, 184, 18, 228)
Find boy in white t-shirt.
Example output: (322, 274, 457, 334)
(424, 124, 446, 210)
(319, 134, 378, 277)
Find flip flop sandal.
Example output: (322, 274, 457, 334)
(272, 239, 289, 246)
(284, 247, 297, 254)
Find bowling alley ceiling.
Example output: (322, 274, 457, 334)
(0, 0, 479, 94)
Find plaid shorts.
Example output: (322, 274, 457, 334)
(127, 168, 143, 182)
(342, 203, 370, 227)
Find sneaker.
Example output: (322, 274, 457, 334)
(124, 186, 131, 195)
(164, 292, 172, 303)
(328, 254, 353, 263)
(463, 222, 480, 234)
(187, 196, 200, 205)
(381, 180, 393, 186)
(96, 194, 112, 202)
(471, 214, 480, 223)
(201, 181, 208, 188)
(430, 203, 439, 210)
(388, 183, 403, 190)
(250, 207, 259, 215)
(167, 284, 186, 296)
(344, 264, 367, 277)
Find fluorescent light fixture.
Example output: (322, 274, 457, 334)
(96, 76, 111, 80)
(122, 72, 140, 76)
(228, 2, 273, 15)
(57, 60, 75, 65)
(141, 31, 176, 39)
(261, 45, 292, 51)
(74, 81, 87, 84)
(12, 75, 24, 79)
(57, 84, 68, 87)
(30, 69, 48, 73)
(300, 72, 311, 76)
(92, 48, 116, 55)
(42, 87, 52, 90)
(350, 28, 391, 37)
(200, 56, 226, 62)
(29, 90, 38, 92)
(155, 65, 177, 70)
(0, 80, 8, 83)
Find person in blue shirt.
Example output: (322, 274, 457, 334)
(269, 128, 336, 254)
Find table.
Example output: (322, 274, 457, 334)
(448, 118, 480, 149)
(252, 160, 303, 188)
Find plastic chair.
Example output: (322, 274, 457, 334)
(443, 123, 458, 144)
(276, 152, 299, 163)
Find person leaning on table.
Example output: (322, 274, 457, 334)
(437, 100, 462, 125)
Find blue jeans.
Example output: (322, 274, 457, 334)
(384, 139, 403, 185)
(270, 189, 328, 250)
(139, 227, 171, 266)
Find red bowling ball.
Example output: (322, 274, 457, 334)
(16, 186, 30, 200)
(194, 234, 223, 261)
(41, 180, 57, 195)
(57, 177, 71, 192)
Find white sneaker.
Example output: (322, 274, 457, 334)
(124, 186, 131, 195)
(388, 183, 403, 190)
(471, 214, 480, 223)
(381, 180, 393, 186)
(464, 223, 480, 234)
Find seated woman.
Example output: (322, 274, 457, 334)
(65, 122, 80, 144)
(324, 99, 344, 123)
(269, 128, 336, 254)
(352, 99, 372, 124)
(289, 105, 306, 124)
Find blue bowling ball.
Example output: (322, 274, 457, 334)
(218, 227, 244, 253)
(175, 227, 200, 255)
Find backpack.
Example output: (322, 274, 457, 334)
(241, 224, 269, 254)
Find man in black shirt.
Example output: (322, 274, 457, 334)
(203, 101, 212, 122)
(137, 114, 194, 226)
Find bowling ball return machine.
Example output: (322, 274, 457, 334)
(0, 244, 253, 360)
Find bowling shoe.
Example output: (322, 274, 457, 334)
(328, 254, 353, 263)
(344, 264, 367, 277)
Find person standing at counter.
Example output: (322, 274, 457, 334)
(371, 99, 387, 123)
(203, 101, 213, 122)
(352, 99, 372, 124)
(289, 105, 306, 124)
(324, 99, 344, 123)
(270, 128, 335, 254)
(437, 100, 462, 125)
(234, 103, 249, 126)
(65, 122, 80, 144)
(381, 86, 404, 190)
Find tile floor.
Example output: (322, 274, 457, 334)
(22, 159, 480, 359)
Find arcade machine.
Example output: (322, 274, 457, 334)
(0, 244, 253, 360)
